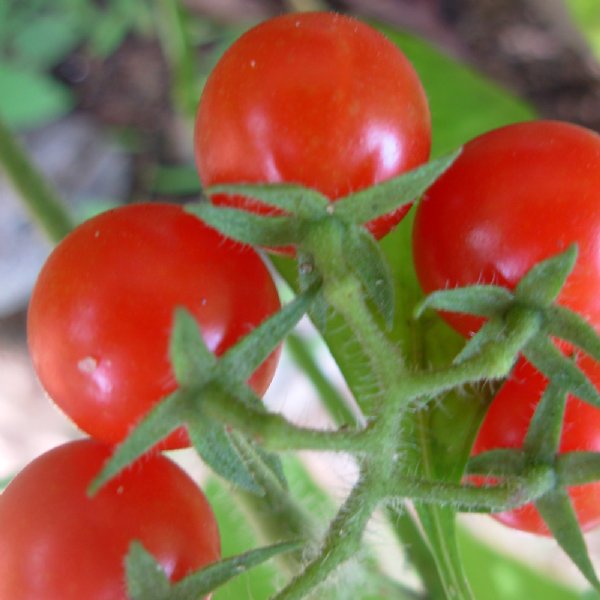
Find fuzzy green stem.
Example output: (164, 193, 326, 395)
(204, 387, 373, 453)
(399, 306, 541, 405)
(272, 470, 381, 600)
(389, 466, 555, 512)
(0, 117, 74, 243)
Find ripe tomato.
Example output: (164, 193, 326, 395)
(413, 120, 600, 337)
(472, 357, 600, 535)
(0, 439, 220, 600)
(28, 203, 281, 448)
(195, 12, 431, 242)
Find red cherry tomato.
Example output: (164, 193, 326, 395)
(413, 120, 600, 337)
(195, 12, 431, 243)
(472, 357, 600, 535)
(28, 203, 281, 448)
(0, 439, 220, 600)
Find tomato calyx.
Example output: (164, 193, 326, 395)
(417, 245, 600, 404)
(91, 287, 318, 497)
(189, 152, 458, 330)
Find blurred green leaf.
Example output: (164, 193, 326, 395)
(458, 525, 581, 600)
(565, 0, 600, 61)
(12, 14, 84, 68)
(0, 65, 73, 129)
(379, 27, 535, 157)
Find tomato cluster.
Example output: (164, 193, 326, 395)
(6, 9, 600, 599)
(413, 120, 600, 534)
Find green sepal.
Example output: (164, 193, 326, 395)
(523, 337, 600, 407)
(515, 245, 578, 307)
(536, 489, 600, 591)
(523, 381, 567, 462)
(218, 284, 319, 382)
(297, 249, 329, 332)
(453, 318, 505, 364)
(545, 305, 600, 363)
(89, 390, 185, 495)
(333, 150, 461, 225)
(170, 308, 217, 387)
(556, 452, 600, 487)
(187, 403, 266, 495)
(126, 542, 170, 599)
(187, 202, 302, 247)
(228, 430, 288, 491)
(126, 540, 303, 600)
(414, 285, 513, 319)
(207, 182, 329, 217)
(466, 449, 526, 477)
(345, 226, 395, 328)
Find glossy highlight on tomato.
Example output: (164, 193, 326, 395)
(413, 120, 600, 337)
(472, 358, 600, 535)
(195, 11, 431, 242)
(28, 203, 281, 447)
(0, 439, 220, 600)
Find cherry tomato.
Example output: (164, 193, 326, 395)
(472, 357, 600, 535)
(413, 120, 600, 337)
(28, 203, 281, 448)
(195, 12, 431, 243)
(0, 439, 220, 600)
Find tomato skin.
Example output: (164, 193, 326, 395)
(413, 120, 600, 337)
(28, 203, 281, 448)
(195, 12, 431, 242)
(472, 358, 600, 535)
(0, 439, 220, 600)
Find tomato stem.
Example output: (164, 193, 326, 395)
(0, 116, 74, 243)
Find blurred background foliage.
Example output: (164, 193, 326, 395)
(2, 1, 600, 598)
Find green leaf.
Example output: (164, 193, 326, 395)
(0, 65, 73, 129)
(345, 227, 395, 327)
(545, 305, 600, 363)
(170, 308, 216, 387)
(515, 245, 578, 307)
(523, 381, 568, 462)
(188, 413, 263, 495)
(523, 337, 600, 407)
(13, 14, 85, 69)
(126, 543, 170, 600)
(187, 202, 301, 247)
(536, 489, 600, 590)
(333, 150, 460, 225)
(379, 27, 535, 158)
(458, 526, 581, 600)
(207, 182, 329, 217)
(415, 285, 513, 319)
(219, 285, 318, 382)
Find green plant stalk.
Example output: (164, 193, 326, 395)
(203, 386, 373, 453)
(0, 117, 74, 243)
(229, 435, 318, 576)
(272, 469, 382, 600)
(154, 0, 198, 118)
(390, 467, 555, 511)
(286, 333, 361, 427)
